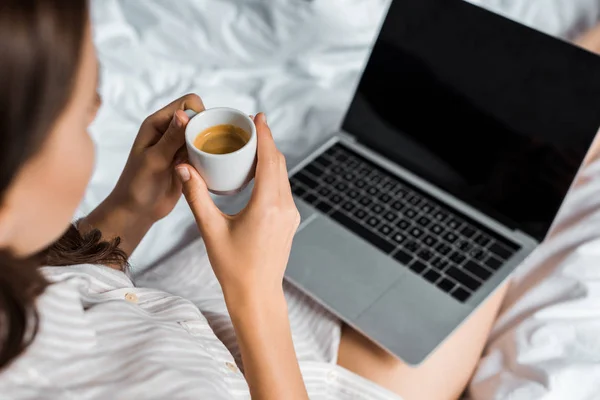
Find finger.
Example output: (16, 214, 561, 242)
(173, 146, 189, 166)
(278, 152, 294, 203)
(136, 94, 205, 148)
(252, 113, 281, 201)
(154, 109, 189, 161)
(175, 164, 224, 235)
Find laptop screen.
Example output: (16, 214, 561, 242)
(342, 0, 600, 240)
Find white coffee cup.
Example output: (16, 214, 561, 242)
(184, 107, 257, 195)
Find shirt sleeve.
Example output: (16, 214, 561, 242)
(469, 156, 600, 399)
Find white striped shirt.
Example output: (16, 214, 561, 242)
(0, 239, 400, 399)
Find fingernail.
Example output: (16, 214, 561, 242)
(176, 166, 190, 182)
(172, 112, 183, 128)
(259, 113, 267, 124)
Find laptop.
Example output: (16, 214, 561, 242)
(285, 0, 600, 366)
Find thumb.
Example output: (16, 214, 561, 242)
(175, 164, 223, 234)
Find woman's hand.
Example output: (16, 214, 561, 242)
(176, 113, 307, 400)
(80, 94, 205, 259)
(176, 112, 300, 301)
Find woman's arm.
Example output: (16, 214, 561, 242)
(177, 113, 308, 399)
(76, 94, 205, 266)
(227, 290, 306, 399)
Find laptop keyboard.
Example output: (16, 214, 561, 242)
(289, 143, 521, 303)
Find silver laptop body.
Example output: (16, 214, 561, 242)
(284, 0, 600, 365)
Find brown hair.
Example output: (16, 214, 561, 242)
(0, 0, 127, 370)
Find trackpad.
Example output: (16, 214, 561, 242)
(285, 215, 408, 320)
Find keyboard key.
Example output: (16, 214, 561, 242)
(405, 240, 420, 253)
(409, 260, 427, 273)
(464, 261, 492, 280)
(420, 203, 433, 213)
(305, 164, 324, 178)
(456, 240, 472, 252)
(379, 224, 393, 236)
(436, 243, 452, 256)
(469, 248, 485, 260)
(417, 249, 434, 261)
(294, 186, 306, 197)
(335, 182, 348, 192)
(370, 175, 382, 184)
(447, 267, 481, 291)
(323, 175, 336, 184)
(446, 218, 460, 230)
(334, 152, 348, 162)
(437, 278, 456, 292)
(431, 224, 443, 234)
(342, 173, 355, 181)
(391, 232, 406, 245)
(355, 180, 366, 188)
(367, 186, 379, 196)
(489, 242, 513, 260)
(354, 209, 367, 220)
(382, 181, 395, 191)
(409, 227, 424, 238)
(434, 210, 448, 221)
(397, 219, 410, 230)
(460, 225, 476, 238)
(315, 201, 332, 214)
(342, 201, 355, 212)
(417, 216, 431, 227)
(391, 201, 404, 211)
(315, 155, 332, 168)
(347, 189, 360, 199)
(404, 208, 417, 218)
(304, 193, 318, 204)
(359, 196, 372, 206)
(450, 287, 471, 302)
(366, 216, 380, 227)
(372, 204, 384, 215)
(407, 195, 421, 206)
(331, 165, 344, 174)
(317, 186, 331, 197)
(449, 252, 466, 264)
(393, 249, 412, 264)
(396, 188, 409, 198)
(357, 168, 370, 176)
(384, 211, 397, 222)
(423, 269, 441, 283)
(484, 255, 502, 270)
(474, 234, 491, 247)
(431, 257, 449, 272)
(330, 211, 395, 254)
(346, 159, 359, 168)
(423, 235, 437, 247)
(295, 172, 318, 189)
(443, 232, 458, 243)
(379, 193, 392, 204)
(330, 194, 343, 204)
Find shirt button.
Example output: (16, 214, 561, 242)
(124, 292, 138, 303)
(225, 362, 238, 373)
(327, 370, 337, 382)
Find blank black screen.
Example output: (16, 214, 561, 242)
(343, 0, 600, 240)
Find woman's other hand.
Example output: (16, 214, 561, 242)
(80, 94, 204, 260)
(108, 93, 205, 222)
(176, 113, 300, 303)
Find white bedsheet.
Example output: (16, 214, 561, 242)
(86, 1, 600, 398)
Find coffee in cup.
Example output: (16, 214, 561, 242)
(193, 124, 250, 155)
(185, 107, 257, 195)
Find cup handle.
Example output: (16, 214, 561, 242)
(184, 109, 198, 119)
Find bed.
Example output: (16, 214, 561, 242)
(86, 1, 600, 398)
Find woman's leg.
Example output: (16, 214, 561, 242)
(337, 283, 508, 400)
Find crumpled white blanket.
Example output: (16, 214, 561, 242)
(86, 1, 600, 398)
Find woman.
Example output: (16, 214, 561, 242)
(3, 1, 590, 399)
